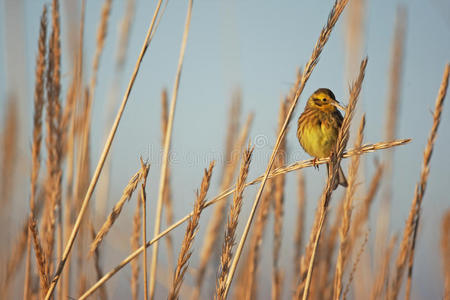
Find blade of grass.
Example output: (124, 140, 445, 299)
(149, 1, 193, 298)
(404, 63, 449, 300)
(44, 1, 164, 298)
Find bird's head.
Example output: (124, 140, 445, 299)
(306, 88, 345, 112)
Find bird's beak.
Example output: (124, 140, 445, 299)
(331, 100, 346, 111)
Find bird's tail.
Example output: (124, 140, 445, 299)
(327, 164, 348, 190)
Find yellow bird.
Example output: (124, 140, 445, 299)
(297, 88, 348, 189)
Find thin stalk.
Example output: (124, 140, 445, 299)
(140, 159, 150, 300)
(44, 1, 164, 298)
(148, 1, 193, 299)
(303, 58, 367, 300)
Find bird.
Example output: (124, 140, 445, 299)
(297, 88, 348, 190)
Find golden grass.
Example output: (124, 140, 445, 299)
(30, 217, 50, 298)
(139, 160, 150, 300)
(89, 223, 108, 300)
(41, 0, 63, 286)
(24, 5, 48, 299)
(272, 98, 289, 300)
(216, 146, 253, 300)
(131, 196, 142, 300)
(168, 162, 214, 300)
(90, 165, 149, 254)
(376, 6, 407, 270)
(333, 115, 365, 300)
(160, 88, 175, 279)
(2, 218, 30, 299)
(245, 172, 275, 300)
(195, 98, 253, 299)
(292, 171, 306, 293)
(149, 1, 192, 297)
(390, 64, 449, 300)
(371, 234, 398, 299)
(194, 97, 241, 298)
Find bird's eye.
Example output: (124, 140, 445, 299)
(322, 98, 327, 102)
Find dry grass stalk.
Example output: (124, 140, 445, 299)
(149, 1, 192, 298)
(131, 198, 142, 300)
(62, 3, 86, 299)
(333, 115, 365, 299)
(139, 159, 150, 300)
(223, 1, 350, 296)
(194, 96, 240, 298)
(168, 162, 214, 300)
(345, 0, 365, 148)
(312, 193, 344, 300)
(95, 0, 135, 230)
(79, 0, 112, 173)
(376, 6, 407, 270)
(42, 0, 63, 279)
(389, 186, 418, 300)
(302, 58, 367, 300)
(30, 4, 47, 219)
(160, 88, 175, 279)
(195, 100, 253, 299)
(350, 163, 383, 244)
(78, 276, 87, 298)
(384, 6, 407, 144)
(222, 93, 242, 181)
(89, 224, 108, 300)
(390, 64, 449, 300)
(2, 218, 30, 299)
(0, 94, 18, 213)
(292, 171, 306, 292)
(310, 195, 343, 300)
(216, 146, 254, 300)
(30, 218, 50, 298)
(91, 0, 111, 91)
(80, 0, 111, 228)
(441, 211, 450, 299)
(245, 178, 275, 300)
(90, 164, 150, 254)
(74, 91, 92, 299)
(44, 1, 165, 297)
(343, 230, 369, 299)
(345, 0, 365, 77)
(405, 63, 449, 299)
(116, 0, 136, 69)
(51, 3, 64, 295)
(24, 6, 48, 299)
(272, 98, 289, 300)
(78, 136, 411, 300)
(371, 235, 397, 300)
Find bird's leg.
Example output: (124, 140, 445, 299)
(312, 158, 319, 170)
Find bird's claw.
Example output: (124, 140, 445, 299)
(313, 158, 319, 170)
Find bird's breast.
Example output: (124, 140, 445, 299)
(297, 111, 339, 158)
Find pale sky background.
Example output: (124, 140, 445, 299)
(1, 0, 450, 299)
